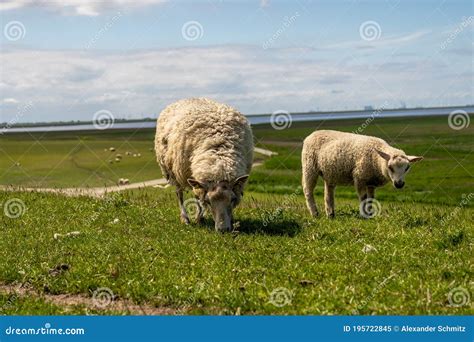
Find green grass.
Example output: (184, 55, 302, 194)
(251, 115, 474, 206)
(0, 130, 160, 187)
(0, 115, 473, 315)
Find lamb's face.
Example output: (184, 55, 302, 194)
(376, 150, 423, 189)
(188, 175, 249, 232)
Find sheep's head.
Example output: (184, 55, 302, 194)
(187, 175, 249, 232)
(376, 150, 423, 189)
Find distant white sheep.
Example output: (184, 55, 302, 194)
(302, 130, 423, 217)
(155, 98, 253, 231)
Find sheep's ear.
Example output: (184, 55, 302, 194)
(233, 175, 249, 191)
(188, 178, 205, 189)
(376, 149, 391, 161)
(407, 155, 423, 163)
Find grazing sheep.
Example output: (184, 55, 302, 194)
(302, 130, 423, 217)
(118, 178, 129, 185)
(155, 98, 253, 231)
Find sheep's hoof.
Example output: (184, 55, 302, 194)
(180, 215, 190, 225)
(327, 213, 335, 219)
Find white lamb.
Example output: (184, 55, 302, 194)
(302, 130, 423, 217)
(155, 98, 253, 231)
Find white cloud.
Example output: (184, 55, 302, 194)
(0, 45, 471, 123)
(0, 0, 166, 16)
(2, 98, 19, 104)
(325, 30, 431, 50)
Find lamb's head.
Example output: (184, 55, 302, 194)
(187, 175, 249, 232)
(376, 150, 423, 189)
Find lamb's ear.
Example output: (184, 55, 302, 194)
(187, 178, 205, 189)
(375, 149, 391, 161)
(407, 155, 423, 163)
(233, 175, 249, 191)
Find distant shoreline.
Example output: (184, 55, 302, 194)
(1, 105, 473, 134)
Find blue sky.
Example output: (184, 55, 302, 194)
(0, 0, 472, 123)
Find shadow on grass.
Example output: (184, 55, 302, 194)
(237, 217, 302, 236)
(194, 217, 302, 236)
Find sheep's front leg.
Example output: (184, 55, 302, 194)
(355, 182, 367, 202)
(195, 199, 205, 224)
(324, 182, 335, 218)
(367, 186, 375, 200)
(176, 188, 190, 224)
(303, 172, 319, 217)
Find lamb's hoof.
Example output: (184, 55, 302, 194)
(196, 216, 204, 225)
(180, 215, 190, 225)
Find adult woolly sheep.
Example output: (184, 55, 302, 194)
(155, 98, 253, 231)
(302, 130, 423, 218)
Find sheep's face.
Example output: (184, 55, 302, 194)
(376, 150, 423, 189)
(188, 175, 249, 232)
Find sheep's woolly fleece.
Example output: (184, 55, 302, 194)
(302, 130, 406, 187)
(155, 98, 254, 188)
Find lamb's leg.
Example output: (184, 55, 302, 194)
(176, 188, 190, 224)
(324, 182, 335, 218)
(367, 186, 375, 200)
(355, 182, 367, 202)
(302, 170, 319, 217)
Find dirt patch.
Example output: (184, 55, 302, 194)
(0, 282, 184, 315)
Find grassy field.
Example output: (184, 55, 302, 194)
(0, 115, 473, 315)
(0, 130, 160, 188)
